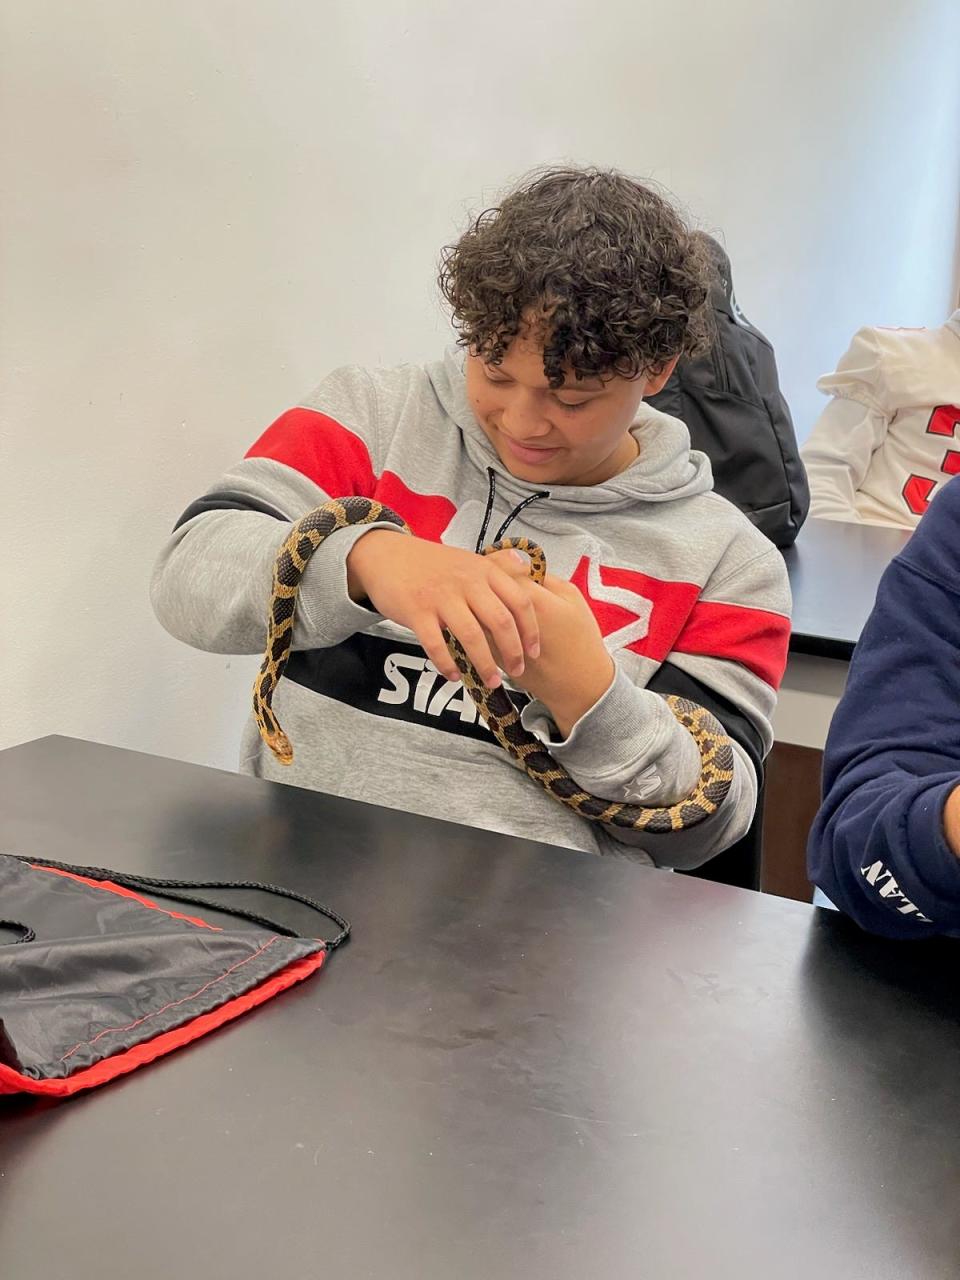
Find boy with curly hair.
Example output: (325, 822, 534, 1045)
(152, 167, 791, 869)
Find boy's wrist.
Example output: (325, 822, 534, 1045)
(532, 652, 615, 739)
(345, 529, 396, 603)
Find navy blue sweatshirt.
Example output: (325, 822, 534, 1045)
(808, 476, 960, 938)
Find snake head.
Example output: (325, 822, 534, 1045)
(264, 730, 294, 766)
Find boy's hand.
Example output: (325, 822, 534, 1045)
(346, 531, 540, 688)
(944, 784, 960, 859)
(492, 574, 615, 737)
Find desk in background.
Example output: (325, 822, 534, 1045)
(785, 517, 911, 662)
(3, 735, 960, 1280)
(763, 518, 911, 901)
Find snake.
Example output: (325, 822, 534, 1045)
(253, 497, 735, 834)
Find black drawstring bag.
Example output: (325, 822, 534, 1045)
(0, 853, 349, 1098)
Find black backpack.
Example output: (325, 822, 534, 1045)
(648, 235, 809, 549)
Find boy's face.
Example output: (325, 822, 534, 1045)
(465, 330, 677, 487)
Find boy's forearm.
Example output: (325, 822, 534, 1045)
(151, 507, 387, 655)
(151, 509, 280, 654)
(520, 666, 703, 806)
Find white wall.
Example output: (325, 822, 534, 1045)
(3, 0, 959, 770)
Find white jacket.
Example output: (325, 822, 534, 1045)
(801, 311, 960, 528)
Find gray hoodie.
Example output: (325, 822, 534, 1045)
(151, 350, 791, 868)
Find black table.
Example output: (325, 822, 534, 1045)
(3, 737, 960, 1279)
(785, 517, 911, 659)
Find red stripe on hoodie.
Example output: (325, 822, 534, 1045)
(246, 409, 456, 540)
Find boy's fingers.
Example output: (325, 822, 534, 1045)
(488, 570, 540, 659)
(417, 619, 462, 683)
(441, 603, 502, 689)
(468, 587, 525, 678)
(485, 547, 533, 579)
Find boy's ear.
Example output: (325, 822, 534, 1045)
(643, 355, 680, 396)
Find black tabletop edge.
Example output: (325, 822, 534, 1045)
(787, 631, 855, 660)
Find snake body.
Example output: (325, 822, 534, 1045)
(253, 497, 735, 834)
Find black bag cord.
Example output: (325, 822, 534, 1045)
(0, 920, 35, 945)
(10, 856, 350, 952)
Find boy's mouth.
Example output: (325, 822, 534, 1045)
(499, 434, 563, 466)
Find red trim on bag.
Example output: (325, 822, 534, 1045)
(0, 948, 327, 1098)
(29, 864, 221, 931)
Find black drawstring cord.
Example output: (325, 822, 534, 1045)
(493, 491, 548, 543)
(475, 467, 549, 551)
(475, 468, 499, 553)
(0, 920, 35, 944)
(12, 856, 351, 952)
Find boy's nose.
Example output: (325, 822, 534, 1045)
(501, 399, 552, 441)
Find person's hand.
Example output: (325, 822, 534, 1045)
(944, 784, 960, 858)
(347, 531, 540, 688)
(491, 574, 615, 736)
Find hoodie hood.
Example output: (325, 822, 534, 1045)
(428, 346, 714, 514)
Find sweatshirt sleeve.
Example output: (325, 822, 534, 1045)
(807, 477, 960, 938)
(521, 535, 791, 868)
(800, 327, 890, 522)
(151, 366, 406, 656)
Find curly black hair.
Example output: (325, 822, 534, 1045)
(438, 166, 711, 388)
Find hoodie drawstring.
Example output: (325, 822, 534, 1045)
(475, 467, 549, 554)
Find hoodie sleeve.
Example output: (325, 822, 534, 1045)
(520, 537, 791, 868)
(800, 327, 891, 522)
(151, 366, 407, 656)
(807, 477, 960, 938)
